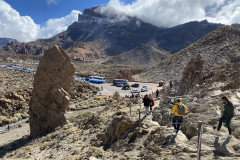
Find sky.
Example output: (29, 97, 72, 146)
(1, 0, 240, 42)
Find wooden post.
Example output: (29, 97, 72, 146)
(197, 121, 203, 160)
(130, 103, 132, 117)
(138, 109, 141, 130)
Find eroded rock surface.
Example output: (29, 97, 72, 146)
(177, 54, 205, 95)
(29, 46, 76, 137)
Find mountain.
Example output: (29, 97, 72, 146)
(104, 44, 169, 68)
(2, 42, 47, 55)
(2, 7, 222, 60)
(155, 20, 223, 53)
(137, 26, 240, 82)
(0, 38, 18, 49)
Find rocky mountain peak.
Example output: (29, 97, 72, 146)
(81, 6, 107, 18)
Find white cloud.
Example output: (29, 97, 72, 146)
(46, 0, 59, 5)
(0, 0, 39, 41)
(1, 0, 240, 42)
(37, 10, 80, 40)
(0, 0, 80, 42)
(100, 0, 240, 28)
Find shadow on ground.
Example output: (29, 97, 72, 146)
(0, 136, 33, 158)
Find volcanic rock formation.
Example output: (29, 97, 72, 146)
(3, 42, 46, 55)
(68, 41, 101, 61)
(29, 46, 76, 137)
(177, 54, 205, 95)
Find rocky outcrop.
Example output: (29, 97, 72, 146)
(177, 54, 205, 95)
(2, 42, 47, 55)
(99, 112, 135, 150)
(68, 41, 101, 61)
(29, 46, 76, 137)
(0, 37, 18, 49)
(0, 90, 31, 124)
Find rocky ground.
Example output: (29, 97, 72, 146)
(1, 83, 240, 160)
(0, 58, 99, 127)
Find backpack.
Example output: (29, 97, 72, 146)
(178, 105, 185, 115)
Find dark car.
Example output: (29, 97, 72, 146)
(131, 83, 139, 88)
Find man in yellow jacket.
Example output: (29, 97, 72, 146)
(170, 98, 189, 133)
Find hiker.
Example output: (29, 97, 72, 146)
(135, 93, 139, 98)
(215, 96, 234, 138)
(156, 89, 159, 97)
(142, 94, 151, 116)
(170, 80, 173, 88)
(170, 98, 189, 133)
(8, 124, 10, 131)
(150, 96, 154, 114)
(131, 93, 134, 98)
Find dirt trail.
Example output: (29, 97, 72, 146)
(0, 105, 106, 146)
(0, 97, 160, 147)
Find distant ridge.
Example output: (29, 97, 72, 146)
(0, 38, 18, 49)
(104, 44, 169, 68)
(137, 26, 240, 82)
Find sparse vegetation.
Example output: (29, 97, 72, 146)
(69, 112, 93, 123)
(122, 84, 131, 90)
(89, 146, 104, 158)
(113, 91, 120, 100)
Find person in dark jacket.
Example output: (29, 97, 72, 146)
(143, 94, 151, 116)
(156, 89, 159, 97)
(149, 96, 154, 113)
(216, 96, 234, 138)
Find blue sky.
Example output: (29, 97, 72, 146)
(4, 0, 110, 25)
(1, 0, 240, 42)
(4, 0, 135, 25)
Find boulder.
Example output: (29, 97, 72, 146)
(100, 113, 135, 150)
(29, 46, 76, 137)
(177, 54, 205, 95)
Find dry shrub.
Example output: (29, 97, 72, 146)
(39, 140, 57, 150)
(21, 112, 29, 118)
(89, 146, 104, 158)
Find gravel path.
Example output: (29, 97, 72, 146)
(0, 105, 106, 146)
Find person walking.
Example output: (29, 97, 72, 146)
(156, 89, 159, 97)
(170, 98, 189, 133)
(170, 80, 173, 88)
(215, 96, 234, 138)
(149, 96, 154, 114)
(143, 94, 151, 117)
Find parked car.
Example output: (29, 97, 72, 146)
(131, 89, 140, 93)
(131, 83, 139, 88)
(141, 85, 148, 92)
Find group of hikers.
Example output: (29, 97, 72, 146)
(142, 94, 155, 116)
(142, 92, 235, 137)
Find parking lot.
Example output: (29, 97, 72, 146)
(92, 82, 161, 97)
(0, 62, 162, 97)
